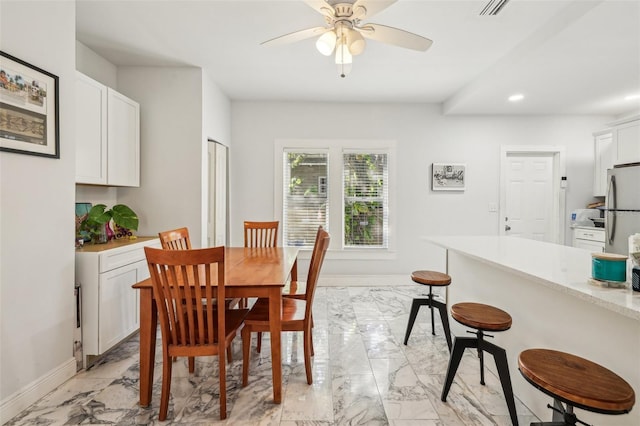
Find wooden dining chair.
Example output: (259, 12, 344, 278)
(242, 220, 279, 310)
(158, 227, 236, 369)
(158, 227, 191, 250)
(241, 226, 330, 386)
(282, 225, 324, 300)
(145, 246, 249, 420)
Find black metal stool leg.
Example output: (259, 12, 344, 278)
(428, 287, 436, 335)
(479, 348, 485, 385)
(482, 339, 519, 426)
(404, 298, 426, 345)
(441, 336, 478, 401)
(432, 299, 452, 352)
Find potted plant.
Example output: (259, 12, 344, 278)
(79, 204, 139, 244)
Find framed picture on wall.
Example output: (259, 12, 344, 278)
(432, 163, 466, 191)
(0, 50, 59, 158)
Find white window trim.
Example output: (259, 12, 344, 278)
(274, 139, 397, 260)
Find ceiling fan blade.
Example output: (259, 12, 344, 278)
(261, 26, 331, 47)
(352, 0, 397, 20)
(304, 0, 335, 18)
(358, 23, 433, 51)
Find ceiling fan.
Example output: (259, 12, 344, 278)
(261, 0, 433, 78)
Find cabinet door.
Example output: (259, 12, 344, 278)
(75, 73, 107, 184)
(593, 132, 615, 197)
(615, 120, 640, 165)
(573, 239, 604, 252)
(107, 88, 140, 187)
(98, 259, 146, 353)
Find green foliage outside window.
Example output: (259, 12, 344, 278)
(344, 153, 386, 247)
(286, 152, 387, 248)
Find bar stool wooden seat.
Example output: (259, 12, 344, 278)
(441, 302, 518, 426)
(403, 270, 453, 351)
(518, 348, 635, 425)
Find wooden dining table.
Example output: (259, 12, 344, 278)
(132, 246, 299, 407)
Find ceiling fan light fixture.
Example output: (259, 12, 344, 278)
(347, 29, 366, 56)
(335, 42, 353, 65)
(316, 30, 337, 56)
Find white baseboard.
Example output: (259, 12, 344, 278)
(1, 357, 76, 425)
(317, 274, 412, 287)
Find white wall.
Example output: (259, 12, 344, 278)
(0, 1, 77, 422)
(116, 67, 231, 248)
(116, 67, 202, 243)
(230, 102, 612, 277)
(200, 71, 232, 245)
(75, 41, 117, 88)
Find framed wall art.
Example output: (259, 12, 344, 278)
(432, 163, 466, 191)
(0, 50, 59, 158)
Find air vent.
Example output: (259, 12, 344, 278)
(479, 0, 511, 16)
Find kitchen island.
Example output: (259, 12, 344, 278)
(426, 236, 639, 425)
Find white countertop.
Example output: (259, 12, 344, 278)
(425, 236, 640, 321)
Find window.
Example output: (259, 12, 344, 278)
(283, 151, 328, 246)
(276, 140, 395, 255)
(343, 152, 388, 248)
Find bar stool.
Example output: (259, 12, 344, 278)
(518, 348, 635, 425)
(403, 270, 453, 351)
(441, 302, 518, 426)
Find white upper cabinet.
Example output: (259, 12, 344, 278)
(615, 119, 640, 165)
(593, 116, 640, 197)
(593, 131, 615, 197)
(75, 73, 107, 184)
(75, 72, 140, 187)
(107, 88, 140, 187)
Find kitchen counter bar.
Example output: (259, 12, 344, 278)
(424, 236, 639, 425)
(426, 236, 640, 320)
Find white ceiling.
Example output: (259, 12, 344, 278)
(75, 0, 640, 115)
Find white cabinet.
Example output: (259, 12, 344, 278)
(592, 117, 640, 196)
(75, 72, 140, 187)
(593, 131, 615, 197)
(572, 227, 605, 252)
(615, 119, 640, 165)
(75, 73, 107, 184)
(107, 89, 140, 186)
(76, 237, 160, 365)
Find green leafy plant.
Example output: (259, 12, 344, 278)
(79, 204, 139, 242)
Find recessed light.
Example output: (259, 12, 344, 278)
(508, 94, 524, 102)
(624, 94, 640, 101)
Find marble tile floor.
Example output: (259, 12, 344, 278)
(7, 286, 540, 426)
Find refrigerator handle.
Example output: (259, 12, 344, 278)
(606, 175, 616, 245)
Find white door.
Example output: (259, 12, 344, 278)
(208, 141, 228, 247)
(500, 150, 561, 243)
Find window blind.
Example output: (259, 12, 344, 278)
(343, 152, 388, 248)
(283, 151, 329, 247)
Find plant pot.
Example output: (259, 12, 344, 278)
(92, 223, 108, 244)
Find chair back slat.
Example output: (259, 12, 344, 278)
(244, 221, 279, 248)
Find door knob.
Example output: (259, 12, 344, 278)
(505, 225, 511, 231)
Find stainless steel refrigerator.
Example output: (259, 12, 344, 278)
(605, 163, 640, 255)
